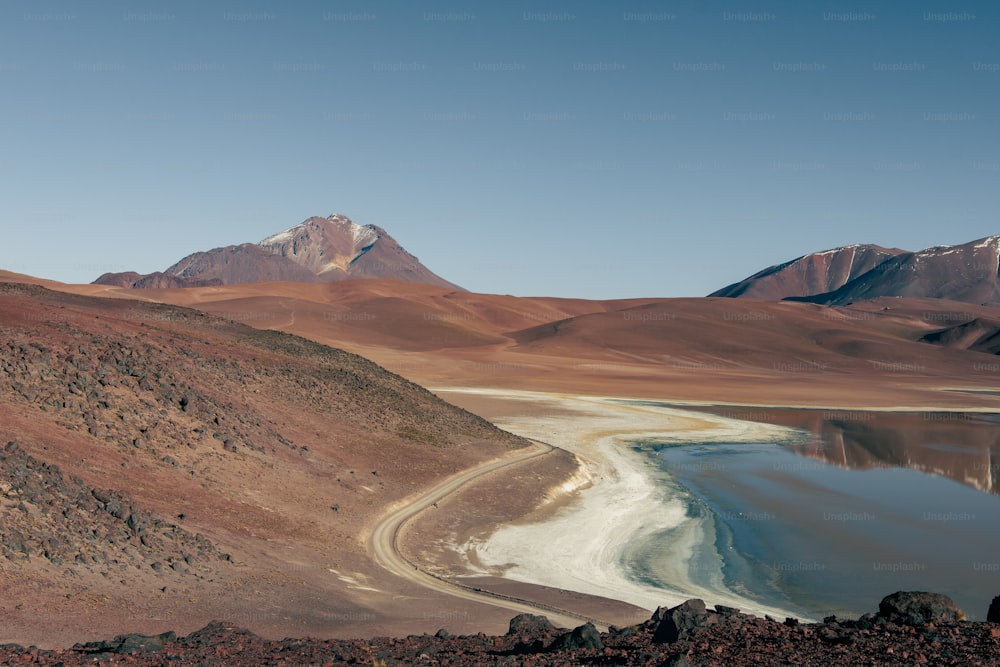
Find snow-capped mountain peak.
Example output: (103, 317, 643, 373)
(93, 213, 462, 290)
(716, 234, 1000, 305)
(255, 214, 383, 274)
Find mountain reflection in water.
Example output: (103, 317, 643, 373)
(688, 407, 1000, 497)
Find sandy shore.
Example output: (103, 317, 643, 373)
(436, 388, 811, 620)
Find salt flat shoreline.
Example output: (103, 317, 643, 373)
(434, 388, 812, 622)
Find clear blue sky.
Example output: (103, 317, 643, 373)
(1, 0, 997, 298)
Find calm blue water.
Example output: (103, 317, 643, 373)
(632, 408, 1000, 621)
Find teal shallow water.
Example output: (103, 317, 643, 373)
(628, 405, 1000, 621)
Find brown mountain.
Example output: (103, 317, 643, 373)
(788, 236, 1000, 306)
(93, 214, 461, 290)
(716, 236, 1000, 306)
(710, 244, 905, 299)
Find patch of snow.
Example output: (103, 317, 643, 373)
(259, 226, 299, 247)
(322, 214, 379, 249)
(916, 237, 1000, 257)
(814, 246, 845, 256)
(352, 224, 379, 249)
(813, 243, 866, 257)
(258, 215, 381, 272)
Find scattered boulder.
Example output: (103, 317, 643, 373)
(653, 599, 719, 644)
(854, 613, 878, 631)
(877, 591, 965, 626)
(817, 625, 855, 645)
(75, 631, 176, 655)
(178, 621, 255, 649)
(117, 631, 177, 653)
(507, 613, 557, 637)
(988, 596, 1000, 623)
(547, 622, 603, 652)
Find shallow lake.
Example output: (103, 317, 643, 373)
(633, 404, 1000, 621)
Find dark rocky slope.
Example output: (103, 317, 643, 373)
(0, 441, 228, 578)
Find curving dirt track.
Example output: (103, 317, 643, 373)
(367, 439, 611, 631)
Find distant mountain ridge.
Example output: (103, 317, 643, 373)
(710, 244, 905, 299)
(94, 214, 462, 290)
(713, 236, 1000, 306)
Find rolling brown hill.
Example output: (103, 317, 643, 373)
(117, 279, 654, 351)
(10, 272, 1000, 409)
(484, 297, 1000, 406)
(0, 281, 572, 647)
(93, 214, 462, 290)
(920, 317, 1000, 356)
(47, 277, 999, 411)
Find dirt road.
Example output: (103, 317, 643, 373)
(367, 439, 609, 631)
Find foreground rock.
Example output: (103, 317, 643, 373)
(651, 598, 722, 644)
(878, 591, 967, 626)
(74, 631, 177, 657)
(506, 612, 557, 637)
(547, 621, 603, 652)
(2, 592, 999, 666)
(990, 596, 1000, 623)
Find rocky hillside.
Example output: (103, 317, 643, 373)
(0, 282, 521, 453)
(0, 281, 528, 646)
(0, 441, 228, 579)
